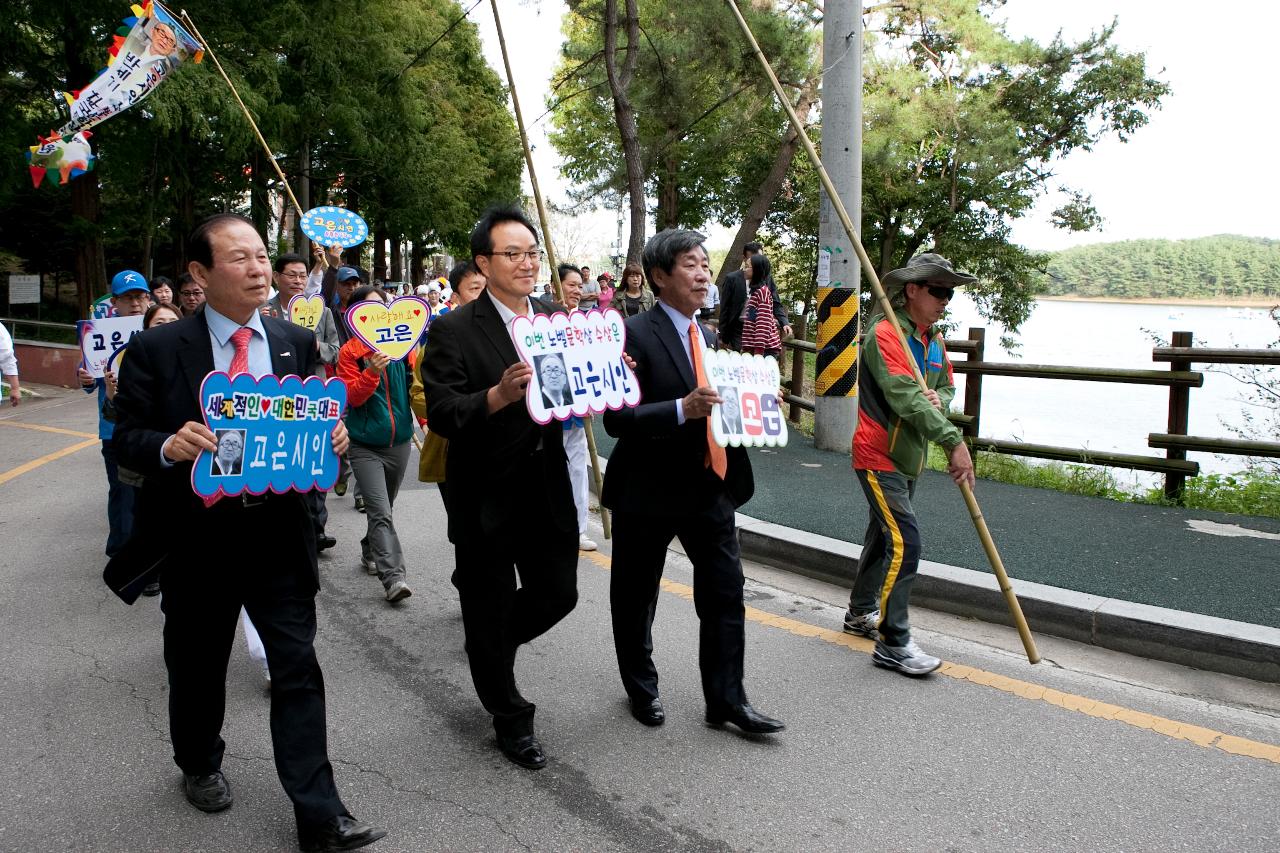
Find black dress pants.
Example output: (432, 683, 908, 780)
(609, 491, 747, 710)
(159, 500, 344, 827)
(451, 526, 579, 738)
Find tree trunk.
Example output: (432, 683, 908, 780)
(294, 136, 311, 256)
(410, 242, 425, 286)
(64, 24, 105, 314)
(374, 225, 388, 282)
(389, 237, 402, 283)
(250, 148, 271, 246)
(657, 145, 680, 231)
(716, 78, 819, 288)
(602, 0, 645, 264)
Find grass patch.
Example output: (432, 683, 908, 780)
(925, 445, 1280, 518)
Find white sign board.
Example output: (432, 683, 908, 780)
(78, 316, 144, 378)
(511, 307, 641, 424)
(706, 349, 788, 448)
(8, 275, 40, 305)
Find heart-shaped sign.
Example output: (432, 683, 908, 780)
(288, 294, 324, 331)
(346, 296, 431, 361)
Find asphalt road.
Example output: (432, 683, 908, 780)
(1, 388, 1278, 852)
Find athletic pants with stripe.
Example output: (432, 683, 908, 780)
(848, 469, 920, 647)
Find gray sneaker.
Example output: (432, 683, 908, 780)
(872, 638, 942, 676)
(385, 580, 413, 603)
(842, 608, 880, 638)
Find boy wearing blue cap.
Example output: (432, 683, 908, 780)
(79, 270, 151, 557)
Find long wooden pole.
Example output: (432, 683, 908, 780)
(723, 0, 1039, 663)
(179, 10, 306, 222)
(489, 0, 611, 539)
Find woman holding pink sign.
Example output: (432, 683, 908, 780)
(337, 285, 414, 604)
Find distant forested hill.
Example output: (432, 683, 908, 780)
(1041, 235, 1280, 298)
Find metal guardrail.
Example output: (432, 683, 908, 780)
(780, 327, 1280, 501)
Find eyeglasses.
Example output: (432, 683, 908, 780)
(488, 250, 545, 264)
(925, 285, 955, 301)
(278, 272, 308, 281)
(180, 289, 203, 297)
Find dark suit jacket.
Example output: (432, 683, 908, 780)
(718, 270, 788, 350)
(601, 305, 753, 516)
(422, 296, 577, 545)
(111, 310, 321, 589)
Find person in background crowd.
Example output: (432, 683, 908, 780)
(266, 253, 341, 553)
(739, 253, 791, 358)
(422, 205, 579, 771)
(177, 273, 205, 317)
(149, 276, 174, 306)
(701, 273, 720, 326)
(338, 285, 415, 604)
(307, 243, 342, 298)
(601, 228, 785, 736)
(718, 241, 788, 350)
(597, 272, 615, 309)
(330, 267, 366, 508)
(554, 263, 597, 552)
(79, 270, 151, 558)
(578, 266, 600, 310)
(842, 252, 975, 677)
(609, 263, 653, 318)
(0, 319, 20, 407)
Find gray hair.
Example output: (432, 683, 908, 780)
(642, 228, 707, 295)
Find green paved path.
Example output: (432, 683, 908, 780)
(593, 431, 1280, 628)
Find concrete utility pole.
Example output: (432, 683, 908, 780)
(812, 2, 862, 452)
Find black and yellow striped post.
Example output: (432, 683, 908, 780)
(814, 285, 859, 398)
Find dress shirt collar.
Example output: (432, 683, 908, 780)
(205, 302, 267, 347)
(486, 289, 535, 326)
(657, 298, 697, 335)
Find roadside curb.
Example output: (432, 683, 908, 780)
(733, 514, 1280, 683)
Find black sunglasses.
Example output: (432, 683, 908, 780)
(925, 285, 955, 300)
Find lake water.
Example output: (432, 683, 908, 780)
(941, 294, 1278, 483)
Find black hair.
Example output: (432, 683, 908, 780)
(743, 241, 763, 257)
(143, 302, 182, 328)
(557, 263, 582, 284)
(188, 213, 257, 268)
(149, 275, 173, 291)
(176, 272, 195, 287)
(274, 253, 307, 274)
(469, 205, 539, 259)
(447, 259, 481, 291)
(641, 228, 707, 295)
(350, 284, 385, 304)
(747, 253, 772, 288)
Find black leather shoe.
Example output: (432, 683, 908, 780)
(183, 771, 232, 812)
(706, 702, 786, 734)
(497, 733, 547, 770)
(298, 814, 387, 852)
(316, 534, 337, 552)
(630, 697, 665, 727)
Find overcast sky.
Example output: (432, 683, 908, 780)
(473, 1, 1280, 256)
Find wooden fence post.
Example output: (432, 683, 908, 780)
(963, 327, 985, 438)
(1164, 330, 1193, 502)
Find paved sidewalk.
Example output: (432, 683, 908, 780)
(591, 430, 1280, 630)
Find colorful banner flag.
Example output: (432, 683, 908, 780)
(27, 1, 203, 187)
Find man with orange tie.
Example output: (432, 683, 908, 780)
(601, 229, 785, 735)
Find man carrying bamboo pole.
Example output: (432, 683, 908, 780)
(842, 253, 976, 677)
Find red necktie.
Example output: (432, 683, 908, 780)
(689, 321, 728, 480)
(229, 327, 252, 376)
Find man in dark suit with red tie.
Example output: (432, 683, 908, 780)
(112, 214, 385, 852)
(601, 228, 785, 735)
(422, 206, 580, 770)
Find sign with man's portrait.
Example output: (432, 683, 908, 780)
(511, 307, 641, 424)
(706, 349, 788, 448)
(192, 372, 348, 500)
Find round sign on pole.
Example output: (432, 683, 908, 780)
(300, 205, 369, 249)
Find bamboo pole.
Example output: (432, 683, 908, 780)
(723, 0, 1039, 664)
(489, 0, 611, 538)
(178, 10, 306, 222)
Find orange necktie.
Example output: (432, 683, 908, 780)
(689, 321, 728, 480)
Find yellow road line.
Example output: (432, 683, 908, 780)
(0, 421, 97, 439)
(0, 438, 99, 487)
(581, 549, 1280, 766)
